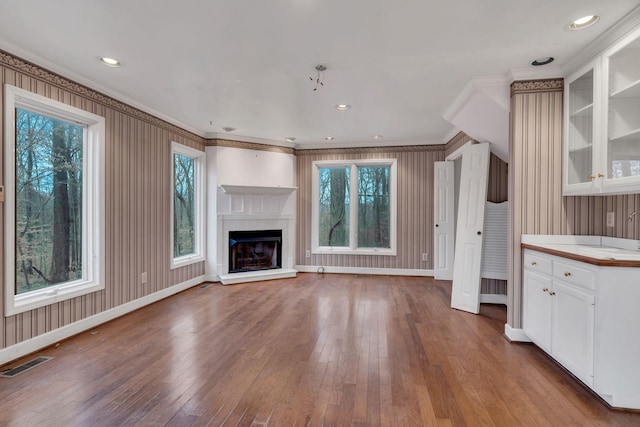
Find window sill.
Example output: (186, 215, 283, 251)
(6, 281, 105, 317)
(171, 254, 205, 270)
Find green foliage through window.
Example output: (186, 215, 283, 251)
(15, 108, 84, 294)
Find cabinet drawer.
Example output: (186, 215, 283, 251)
(524, 251, 552, 275)
(553, 260, 595, 290)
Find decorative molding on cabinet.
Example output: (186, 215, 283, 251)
(511, 78, 564, 95)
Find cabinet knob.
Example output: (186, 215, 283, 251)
(598, 173, 604, 178)
(542, 287, 549, 293)
(564, 271, 571, 277)
(549, 291, 556, 296)
(435, 224, 439, 227)
(531, 261, 537, 266)
(589, 175, 595, 180)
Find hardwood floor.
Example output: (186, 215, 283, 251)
(1, 273, 638, 426)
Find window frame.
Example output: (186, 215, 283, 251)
(170, 141, 206, 269)
(311, 159, 397, 256)
(3, 84, 106, 316)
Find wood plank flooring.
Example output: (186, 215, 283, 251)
(1, 273, 638, 426)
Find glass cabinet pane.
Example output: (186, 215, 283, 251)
(607, 36, 640, 180)
(567, 70, 594, 185)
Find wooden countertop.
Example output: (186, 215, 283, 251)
(521, 243, 640, 268)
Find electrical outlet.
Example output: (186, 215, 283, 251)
(422, 253, 428, 262)
(306, 250, 311, 258)
(141, 272, 148, 284)
(606, 212, 615, 228)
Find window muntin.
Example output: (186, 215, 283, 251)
(312, 159, 396, 255)
(170, 142, 205, 269)
(4, 84, 105, 315)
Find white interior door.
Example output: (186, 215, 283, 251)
(450, 143, 490, 314)
(434, 161, 455, 280)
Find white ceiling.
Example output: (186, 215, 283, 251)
(0, 0, 639, 149)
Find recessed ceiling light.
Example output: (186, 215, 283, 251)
(335, 104, 351, 111)
(222, 126, 236, 132)
(372, 134, 383, 139)
(98, 56, 122, 67)
(285, 137, 296, 143)
(325, 136, 335, 141)
(531, 57, 555, 66)
(568, 15, 599, 30)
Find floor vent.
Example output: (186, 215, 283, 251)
(1, 357, 53, 379)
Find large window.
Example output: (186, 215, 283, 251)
(170, 142, 205, 269)
(4, 85, 105, 315)
(312, 159, 396, 255)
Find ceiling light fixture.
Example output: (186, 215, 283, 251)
(325, 136, 335, 141)
(222, 126, 236, 132)
(285, 137, 296, 143)
(531, 57, 555, 66)
(310, 65, 327, 91)
(372, 134, 383, 139)
(568, 15, 599, 30)
(98, 56, 122, 67)
(335, 104, 351, 111)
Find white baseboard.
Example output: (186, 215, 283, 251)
(0, 275, 205, 366)
(295, 265, 434, 277)
(205, 274, 220, 282)
(479, 293, 507, 305)
(504, 323, 532, 342)
(219, 269, 297, 285)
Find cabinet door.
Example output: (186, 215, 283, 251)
(523, 270, 553, 352)
(602, 29, 640, 192)
(551, 280, 595, 387)
(564, 65, 597, 195)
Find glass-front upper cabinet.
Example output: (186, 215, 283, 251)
(565, 66, 596, 189)
(563, 26, 640, 195)
(605, 33, 640, 189)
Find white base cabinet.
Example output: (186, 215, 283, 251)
(523, 249, 640, 409)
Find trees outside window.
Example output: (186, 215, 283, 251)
(170, 142, 205, 269)
(312, 159, 396, 255)
(4, 85, 105, 315)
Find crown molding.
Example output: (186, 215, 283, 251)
(562, 5, 640, 77)
(508, 65, 563, 82)
(0, 44, 205, 141)
(207, 139, 295, 154)
(510, 78, 564, 95)
(204, 132, 296, 149)
(294, 144, 445, 156)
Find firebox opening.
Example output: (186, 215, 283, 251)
(229, 230, 282, 274)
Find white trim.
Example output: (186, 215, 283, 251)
(0, 275, 205, 366)
(445, 140, 474, 161)
(504, 324, 532, 342)
(311, 159, 397, 255)
(295, 138, 443, 150)
(219, 268, 297, 285)
(170, 142, 207, 270)
(4, 85, 106, 316)
(479, 293, 507, 305)
(295, 265, 434, 277)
